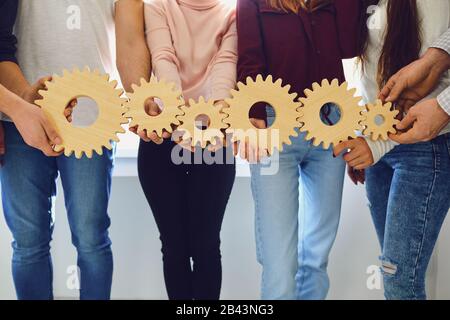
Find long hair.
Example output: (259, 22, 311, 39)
(267, 0, 331, 13)
(358, 0, 422, 88)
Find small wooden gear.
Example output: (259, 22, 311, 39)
(299, 79, 364, 149)
(35, 67, 127, 159)
(224, 75, 302, 153)
(123, 77, 184, 138)
(176, 97, 227, 148)
(361, 100, 399, 141)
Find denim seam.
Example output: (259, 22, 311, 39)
(411, 142, 439, 298)
(296, 172, 306, 298)
(251, 166, 265, 292)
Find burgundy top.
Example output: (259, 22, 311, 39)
(237, 0, 360, 119)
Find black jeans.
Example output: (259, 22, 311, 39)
(138, 140, 236, 300)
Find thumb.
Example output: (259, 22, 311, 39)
(42, 118, 62, 145)
(395, 109, 417, 131)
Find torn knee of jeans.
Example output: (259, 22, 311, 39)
(381, 259, 398, 276)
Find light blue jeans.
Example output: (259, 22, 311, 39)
(0, 122, 114, 300)
(250, 108, 345, 300)
(366, 134, 450, 299)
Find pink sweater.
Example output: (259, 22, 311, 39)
(144, 0, 237, 102)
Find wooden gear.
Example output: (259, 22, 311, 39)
(361, 100, 399, 141)
(299, 79, 364, 149)
(35, 67, 127, 159)
(176, 97, 227, 148)
(124, 77, 184, 137)
(224, 75, 302, 153)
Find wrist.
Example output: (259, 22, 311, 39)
(425, 47, 450, 75)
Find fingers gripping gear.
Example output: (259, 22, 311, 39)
(35, 67, 128, 159)
(123, 77, 185, 138)
(361, 100, 399, 141)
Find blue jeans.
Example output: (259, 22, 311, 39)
(0, 122, 114, 300)
(250, 110, 345, 300)
(366, 134, 450, 300)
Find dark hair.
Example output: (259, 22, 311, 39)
(358, 0, 422, 88)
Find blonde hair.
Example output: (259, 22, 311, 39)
(267, 0, 332, 13)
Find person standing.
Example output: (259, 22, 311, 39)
(117, 0, 237, 300)
(335, 0, 450, 299)
(237, 0, 359, 300)
(0, 0, 127, 300)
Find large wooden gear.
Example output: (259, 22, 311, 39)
(361, 100, 399, 141)
(35, 67, 127, 159)
(176, 97, 227, 148)
(299, 79, 365, 149)
(124, 77, 184, 137)
(224, 75, 302, 153)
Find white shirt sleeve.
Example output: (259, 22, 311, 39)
(364, 138, 399, 164)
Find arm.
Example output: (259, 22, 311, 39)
(379, 29, 450, 106)
(144, 0, 182, 90)
(236, 0, 267, 120)
(335, 0, 360, 59)
(0, 0, 33, 102)
(210, 17, 238, 101)
(0, 84, 61, 156)
(115, 0, 151, 93)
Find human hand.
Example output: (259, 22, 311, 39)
(9, 101, 62, 157)
(347, 165, 365, 185)
(232, 118, 269, 163)
(333, 137, 374, 170)
(129, 98, 171, 143)
(379, 48, 450, 111)
(21, 76, 52, 104)
(389, 98, 450, 144)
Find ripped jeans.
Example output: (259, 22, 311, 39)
(366, 134, 450, 300)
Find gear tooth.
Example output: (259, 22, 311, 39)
(321, 79, 330, 87)
(256, 74, 263, 83)
(237, 81, 246, 91)
(62, 69, 71, 77)
(266, 75, 273, 83)
(284, 84, 292, 93)
(111, 135, 121, 143)
(77, 150, 85, 159)
(341, 82, 349, 90)
(274, 78, 282, 87)
(64, 148, 73, 157)
(330, 79, 339, 87)
(348, 87, 357, 97)
(312, 82, 321, 91)
(85, 149, 93, 159)
(304, 89, 313, 98)
(95, 146, 104, 156)
(73, 66, 81, 74)
(82, 66, 90, 74)
(131, 83, 139, 93)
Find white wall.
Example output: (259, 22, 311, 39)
(1, 172, 447, 300)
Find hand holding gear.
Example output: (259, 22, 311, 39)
(361, 100, 399, 141)
(35, 67, 127, 159)
(124, 77, 184, 138)
(224, 75, 302, 154)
